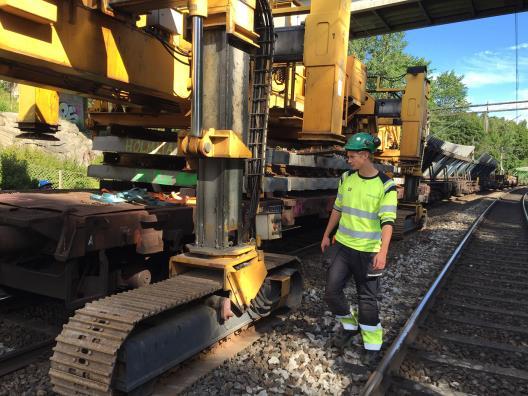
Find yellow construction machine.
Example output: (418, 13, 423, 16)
(0, 0, 428, 393)
(351, 68, 431, 238)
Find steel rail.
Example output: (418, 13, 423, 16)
(523, 191, 528, 224)
(0, 339, 54, 377)
(360, 197, 499, 396)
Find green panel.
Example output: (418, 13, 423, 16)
(88, 165, 197, 186)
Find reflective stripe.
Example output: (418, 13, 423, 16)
(341, 206, 379, 220)
(359, 323, 382, 332)
(342, 323, 358, 331)
(384, 183, 396, 193)
(337, 309, 359, 330)
(338, 225, 381, 240)
(333, 205, 342, 211)
(360, 322, 383, 350)
(379, 205, 397, 213)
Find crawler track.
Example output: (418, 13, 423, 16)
(49, 272, 223, 395)
(362, 188, 528, 395)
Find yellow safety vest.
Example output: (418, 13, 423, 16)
(333, 171, 397, 252)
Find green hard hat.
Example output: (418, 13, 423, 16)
(344, 132, 380, 153)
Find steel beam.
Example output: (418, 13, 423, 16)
(0, 2, 190, 111)
(90, 112, 189, 128)
(467, 0, 476, 16)
(372, 9, 391, 29)
(109, 0, 187, 14)
(416, 1, 432, 24)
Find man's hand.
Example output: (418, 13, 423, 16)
(372, 251, 387, 270)
(321, 235, 331, 252)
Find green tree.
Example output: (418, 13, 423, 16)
(429, 71, 468, 110)
(348, 32, 429, 90)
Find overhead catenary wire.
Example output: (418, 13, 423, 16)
(432, 99, 528, 112)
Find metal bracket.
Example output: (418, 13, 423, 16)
(169, 245, 267, 309)
(178, 128, 252, 158)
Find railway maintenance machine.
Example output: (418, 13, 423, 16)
(0, 0, 428, 394)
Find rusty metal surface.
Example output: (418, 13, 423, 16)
(49, 271, 223, 396)
(0, 192, 194, 260)
(0, 191, 156, 216)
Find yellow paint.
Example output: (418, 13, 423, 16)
(301, 0, 351, 139)
(0, 11, 71, 67)
(170, 245, 268, 308)
(0, 0, 57, 24)
(226, 255, 267, 307)
(206, 0, 258, 47)
(17, 84, 59, 126)
(136, 14, 147, 28)
(102, 27, 129, 83)
(179, 128, 252, 158)
(189, 0, 208, 17)
(345, 56, 366, 107)
(0, 3, 190, 108)
(400, 71, 430, 159)
(269, 64, 305, 112)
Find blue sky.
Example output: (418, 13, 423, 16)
(405, 12, 528, 121)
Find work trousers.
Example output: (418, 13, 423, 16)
(323, 242, 382, 326)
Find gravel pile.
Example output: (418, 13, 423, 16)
(0, 193, 500, 395)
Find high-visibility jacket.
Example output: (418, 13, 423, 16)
(333, 170, 397, 252)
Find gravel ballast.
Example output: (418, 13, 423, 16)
(182, 194, 501, 395)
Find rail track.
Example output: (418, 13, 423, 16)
(0, 296, 62, 378)
(362, 187, 528, 395)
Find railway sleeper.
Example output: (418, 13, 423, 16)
(422, 315, 528, 348)
(412, 333, 527, 372)
(436, 292, 528, 314)
(398, 349, 528, 395)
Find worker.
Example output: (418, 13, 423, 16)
(321, 132, 397, 364)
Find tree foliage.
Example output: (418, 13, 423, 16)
(349, 33, 429, 90)
(349, 33, 528, 172)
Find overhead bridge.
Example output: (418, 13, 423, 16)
(348, 0, 528, 38)
(271, 0, 528, 38)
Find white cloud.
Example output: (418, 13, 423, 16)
(508, 43, 528, 50)
(520, 89, 528, 100)
(458, 47, 528, 88)
(463, 71, 516, 88)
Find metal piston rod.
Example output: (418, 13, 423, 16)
(191, 14, 204, 138)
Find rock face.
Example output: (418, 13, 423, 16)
(0, 112, 96, 165)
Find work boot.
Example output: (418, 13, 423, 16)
(360, 349, 381, 367)
(330, 328, 360, 350)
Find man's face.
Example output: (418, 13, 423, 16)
(346, 150, 369, 170)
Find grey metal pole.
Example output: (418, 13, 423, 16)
(191, 16, 203, 137)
